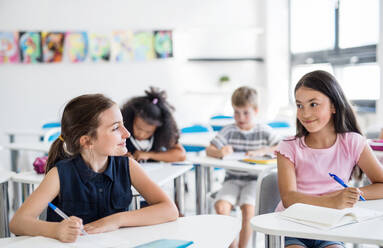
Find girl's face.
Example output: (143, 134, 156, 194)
(295, 86, 336, 134)
(132, 116, 157, 140)
(90, 104, 130, 156)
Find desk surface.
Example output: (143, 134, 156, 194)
(4, 129, 45, 137)
(188, 155, 276, 172)
(0, 170, 15, 184)
(0, 214, 241, 248)
(250, 199, 383, 246)
(2, 142, 51, 153)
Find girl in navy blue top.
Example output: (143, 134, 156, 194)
(121, 87, 186, 162)
(10, 94, 178, 243)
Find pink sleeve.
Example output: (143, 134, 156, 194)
(348, 132, 366, 163)
(275, 138, 296, 165)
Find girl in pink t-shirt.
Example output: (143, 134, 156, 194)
(277, 70, 383, 248)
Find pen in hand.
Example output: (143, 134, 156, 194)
(48, 202, 88, 235)
(328, 173, 366, 201)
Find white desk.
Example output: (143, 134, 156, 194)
(188, 155, 276, 214)
(250, 199, 383, 247)
(11, 163, 192, 214)
(0, 214, 241, 248)
(4, 129, 45, 143)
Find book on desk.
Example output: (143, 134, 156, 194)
(223, 152, 276, 165)
(280, 203, 383, 230)
(133, 239, 193, 248)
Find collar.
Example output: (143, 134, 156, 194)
(74, 155, 115, 183)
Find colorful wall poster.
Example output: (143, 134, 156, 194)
(133, 31, 155, 61)
(42, 32, 65, 63)
(154, 30, 173, 58)
(89, 33, 110, 62)
(19, 31, 42, 63)
(65, 32, 88, 63)
(0, 32, 19, 64)
(111, 31, 134, 62)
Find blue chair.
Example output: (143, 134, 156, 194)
(43, 127, 61, 144)
(267, 121, 290, 128)
(41, 122, 61, 129)
(209, 115, 234, 131)
(180, 125, 210, 153)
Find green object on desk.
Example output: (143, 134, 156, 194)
(134, 239, 194, 248)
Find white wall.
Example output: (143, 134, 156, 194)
(0, 0, 290, 168)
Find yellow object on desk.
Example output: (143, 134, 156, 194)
(241, 157, 277, 164)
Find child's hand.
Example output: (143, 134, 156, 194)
(331, 187, 361, 209)
(55, 216, 83, 243)
(133, 151, 151, 161)
(84, 216, 120, 234)
(221, 145, 234, 157)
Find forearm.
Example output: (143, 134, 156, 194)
(10, 215, 58, 239)
(114, 201, 178, 227)
(148, 149, 186, 162)
(281, 191, 336, 209)
(360, 183, 383, 200)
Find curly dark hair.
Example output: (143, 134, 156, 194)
(121, 87, 180, 151)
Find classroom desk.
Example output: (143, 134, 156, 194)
(0, 214, 241, 248)
(4, 129, 45, 143)
(250, 199, 383, 248)
(11, 162, 192, 214)
(188, 155, 277, 214)
(0, 170, 15, 238)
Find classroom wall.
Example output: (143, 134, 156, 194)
(0, 0, 289, 169)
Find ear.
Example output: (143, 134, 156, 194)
(79, 135, 92, 149)
(331, 104, 336, 114)
(253, 107, 259, 114)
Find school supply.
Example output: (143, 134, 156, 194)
(369, 139, 383, 151)
(133, 239, 194, 248)
(48, 202, 88, 235)
(279, 203, 383, 230)
(329, 173, 366, 201)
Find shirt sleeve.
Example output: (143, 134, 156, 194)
(275, 138, 297, 165)
(348, 132, 366, 164)
(210, 126, 231, 149)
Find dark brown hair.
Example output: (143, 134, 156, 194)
(121, 87, 180, 151)
(45, 94, 115, 173)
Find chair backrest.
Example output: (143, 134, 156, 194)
(180, 124, 211, 152)
(41, 122, 61, 129)
(209, 115, 234, 131)
(255, 168, 280, 215)
(43, 127, 61, 144)
(267, 121, 290, 128)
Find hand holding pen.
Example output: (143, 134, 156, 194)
(48, 202, 87, 242)
(329, 173, 366, 201)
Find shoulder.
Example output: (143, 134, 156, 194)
(252, 123, 275, 133)
(338, 132, 366, 153)
(218, 124, 239, 136)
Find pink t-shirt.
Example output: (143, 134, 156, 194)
(275, 132, 366, 211)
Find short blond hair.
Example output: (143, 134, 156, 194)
(231, 86, 258, 109)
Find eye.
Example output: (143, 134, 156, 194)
(112, 125, 119, 131)
(310, 103, 318, 107)
(296, 104, 303, 109)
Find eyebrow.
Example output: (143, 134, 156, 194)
(296, 98, 318, 103)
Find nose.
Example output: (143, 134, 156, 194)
(122, 126, 130, 138)
(300, 107, 311, 118)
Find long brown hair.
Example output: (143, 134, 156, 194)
(45, 94, 115, 173)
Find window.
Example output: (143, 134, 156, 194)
(289, 0, 379, 112)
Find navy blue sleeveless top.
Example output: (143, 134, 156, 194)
(46, 155, 132, 224)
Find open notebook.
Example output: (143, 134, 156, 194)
(223, 152, 276, 164)
(280, 203, 383, 230)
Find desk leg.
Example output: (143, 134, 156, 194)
(206, 167, 214, 214)
(132, 195, 140, 210)
(21, 183, 31, 203)
(11, 150, 21, 211)
(0, 182, 10, 238)
(265, 234, 282, 248)
(195, 164, 207, 215)
(174, 175, 185, 216)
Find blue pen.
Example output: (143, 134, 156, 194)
(48, 202, 88, 235)
(328, 173, 366, 201)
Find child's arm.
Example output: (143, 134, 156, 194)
(246, 145, 278, 157)
(10, 168, 84, 242)
(83, 158, 179, 234)
(206, 144, 233, 158)
(277, 153, 361, 209)
(356, 144, 383, 199)
(133, 143, 186, 162)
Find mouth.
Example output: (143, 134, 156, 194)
(302, 120, 316, 124)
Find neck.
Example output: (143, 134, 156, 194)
(305, 125, 337, 149)
(80, 150, 108, 173)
